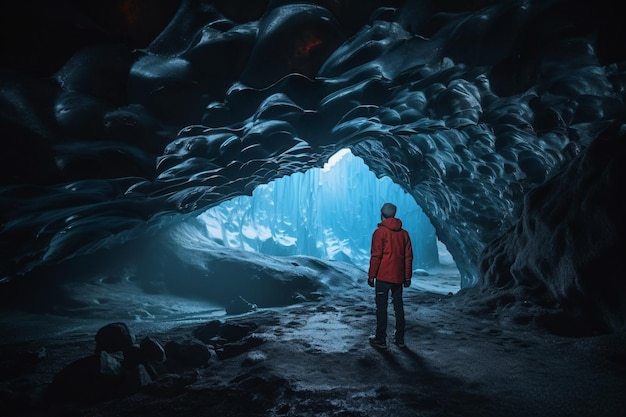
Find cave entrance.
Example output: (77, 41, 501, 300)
(197, 148, 460, 294)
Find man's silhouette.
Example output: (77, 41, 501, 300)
(368, 203, 414, 349)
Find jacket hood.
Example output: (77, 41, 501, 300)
(379, 217, 403, 231)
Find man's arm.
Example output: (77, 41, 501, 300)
(368, 229, 383, 287)
(404, 232, 413, 286)
(368, 229, 383, 278)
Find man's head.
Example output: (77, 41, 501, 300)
(380, 202, 397, 219)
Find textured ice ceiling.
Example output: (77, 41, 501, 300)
(0, 0, 624, 330)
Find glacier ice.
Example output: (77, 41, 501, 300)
(196, 149, 447, 271)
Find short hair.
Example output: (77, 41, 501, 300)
(381, 203, 397, 218)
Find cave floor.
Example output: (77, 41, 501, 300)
(1, 287, 625, 417)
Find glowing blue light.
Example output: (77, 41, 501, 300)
(198, 149, 443, 269)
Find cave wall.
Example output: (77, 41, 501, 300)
(0, 0, 625, 330)
(475, 124, 626, 333)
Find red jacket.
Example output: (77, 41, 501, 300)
(368, 217, 413, 284)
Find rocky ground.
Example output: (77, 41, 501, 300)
(2, 284, 625, 417)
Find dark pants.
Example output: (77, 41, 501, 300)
(375, 280, 405, 343)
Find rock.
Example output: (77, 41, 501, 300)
(48, 351, 123, 404)
(95, 322, 135, 353)
(192, 320, 222, 343)
(164, 339, 212, 370)
(217, 336, 265, 360)
(220, 322, 256, 342)
(119, 364, 153, 395)
(140, 336, 167, 364)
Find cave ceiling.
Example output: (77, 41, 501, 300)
(0, 0, 624, 288)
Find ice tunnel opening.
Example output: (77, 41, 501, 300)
(195, 148, 461, 295)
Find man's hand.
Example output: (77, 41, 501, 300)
(368, 277, 375, 287)
(403, 279, 411, 288)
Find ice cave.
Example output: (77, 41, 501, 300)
(0, 0, 625, 416)
(197, 148, 445, 271)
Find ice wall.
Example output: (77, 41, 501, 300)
(197, 149, 441, 269)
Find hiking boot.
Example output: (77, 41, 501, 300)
(394, 340, 406, 349)
(369, 337, 387, 350)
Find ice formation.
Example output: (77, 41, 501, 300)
(197, 149, 441, 269)
(0, 0, 624, 331)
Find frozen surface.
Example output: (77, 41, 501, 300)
(0, 246, 622, 417)
(197, 149, 443, 270)
(2, 0, 624, 294)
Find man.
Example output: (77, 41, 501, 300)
(368, 202, 414, 349)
